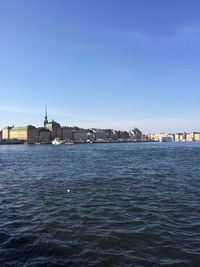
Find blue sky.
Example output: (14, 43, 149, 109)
(1, 0, 200, 133)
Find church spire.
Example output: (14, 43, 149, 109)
(44, 107, 48, 127)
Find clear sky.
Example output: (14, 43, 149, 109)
(1, 0, 200, 133)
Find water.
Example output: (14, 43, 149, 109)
(0, 142, 200, 266)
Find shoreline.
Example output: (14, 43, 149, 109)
(0, 140, 157, 145)
(1, 140, 200, 145)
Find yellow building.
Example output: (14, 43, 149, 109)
(194, 132, 200, 141)
(9, 126, 38, 143)
(175, 133, 185, 141)
(186, 132, 194, 141)
(2, 126, 13, 140)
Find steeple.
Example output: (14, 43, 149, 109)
(44, 107, 48, 127)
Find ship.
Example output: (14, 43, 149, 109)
(159, 136, 172, 142)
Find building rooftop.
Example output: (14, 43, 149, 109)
(38, 127, 51, 132)
(46, 120, 61, 127)
(11, 125, 36, 131)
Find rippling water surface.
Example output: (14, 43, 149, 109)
(0, 142, 200, 266)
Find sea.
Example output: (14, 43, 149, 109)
(0, 142, 200, 267)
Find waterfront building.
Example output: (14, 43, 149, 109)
(153, 134, 159, 141)
(175, 133, 183, 141)
(9, 125, 38, 143)
(2, 126, 13, 140)
(0, 130, 2, 142)
(38, 127, 51, 143)
(45, 120, 62, 139)
(147, 133, 169, 142)
(183, 132, 187, 141)
(115, 131, 130, 141)
(114, 131, 120, 140)
(86, 129, 96, 142)
(112, 130, 119, 140)
(104, 129, 117, 141)
(169, 133, 175, 141)
(186, 132, 194, 141)
(186, 132, 200, 141)
(194, 132, 200, 141)
(62, 127, 74, 141)
(148, 133, 157, 141)
(91, 129, 107, 141)
(130, 128, 142, 140)
(175, 133, 180, 141)
(74, 128, 88, 142)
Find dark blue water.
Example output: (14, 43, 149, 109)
(0, 142, 200, 266)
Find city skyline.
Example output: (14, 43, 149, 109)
(1, 0, 200, 133)
(1, 107, 200, 135)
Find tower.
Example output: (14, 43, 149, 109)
(44, 107, 48, 127)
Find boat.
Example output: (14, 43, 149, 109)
(159, 136, 172, 142)
(64, 141, 74, 145)
(52, 138, 64, 145)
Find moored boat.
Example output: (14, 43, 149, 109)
(52, 138, 64, 145)
(159, 136, 172, 142)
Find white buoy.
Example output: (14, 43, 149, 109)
(67, 189, 70, 193)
